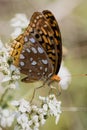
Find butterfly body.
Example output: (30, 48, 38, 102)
(10, 10, 62, 84)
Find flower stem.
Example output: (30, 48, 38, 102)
(0, 87, 9, 105)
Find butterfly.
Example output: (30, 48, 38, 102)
(10, 10, 62, 100)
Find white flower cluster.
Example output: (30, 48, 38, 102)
(0, 95, 61, 130)
(11, 95, 61, 130)
(10, 13, 29, 39)
(0, 40, 20, 90)
(39, 94, 61, 124)
(0, 107, 15, 128)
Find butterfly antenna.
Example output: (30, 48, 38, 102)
(62, 107, 87, 112)
(71, 73, 87, 77)
(62, 73, 87, 78)
(30, 76, 53, 103)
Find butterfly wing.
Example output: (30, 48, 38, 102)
(25, 11, 58, 75)
(25, 10, 62, 75)
(19, 34, 54, 82)
(42, 10, 62, 74)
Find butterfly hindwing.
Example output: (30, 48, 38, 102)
(19, 34, 54, 82)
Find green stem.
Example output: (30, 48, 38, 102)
(0, 87, 9, 105)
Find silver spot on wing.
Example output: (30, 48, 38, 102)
(31, 61, 37, 65)
(31, 47, 37, 54)
(20, 54, 25, 59)
(37, 47, 44, 54)
(29, 37, 35, 43)
(20, 61, 25, 66)
(42, 59, 48, 64)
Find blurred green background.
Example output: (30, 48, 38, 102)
(0, 0, 87, 130)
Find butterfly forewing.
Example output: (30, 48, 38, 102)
(42, 10, 62, 74)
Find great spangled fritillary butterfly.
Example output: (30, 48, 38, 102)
(10, 10, 62, 100)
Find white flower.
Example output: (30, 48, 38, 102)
(48, 102, 58, 116)
(43, 104, 48, 111)
(10, 64, 18, 72)
(0, 40, 20, 75)
(39, 96, 45, 101)
(17, 99, 31, 113)
(34, 122, 39, 128)
(0, 108, 15, 128)
(38, 108, 43, 114)
(33, 125, 39, 130)
(40, 118, 46, 126)
(11, 100, 20, 106)
(1, 76, 11, 82)
(10, 13, 29, 28)
(39, 95, 61, 125)
(2, 109, 10, 117)
(0, 40, 3, 49)
(11, 27, 22, 39)
(31, 115, 39, 123)
(10, 13, 29, 39)
(55, 114, 60, 125)
(28, 120, 33, 126)
(17, 113, 28, 125)
(58, 62, 71, 90)
(0, 72, 5, 82)
(31, 105, 38, 112)
(39, 114, 46, 126)
(17, 113, 32, 130)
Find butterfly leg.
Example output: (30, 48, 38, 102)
(48, 85, 56, 95)
(52, 75, 61, 96)
(30, 81, 46, 103)
(48, 80, 61, 96)
(57, 84, 61, 96)
(30, 76, 52, 103)
(48, 84, 61, 97)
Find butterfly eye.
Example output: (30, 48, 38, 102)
(35, 34, 40, 39)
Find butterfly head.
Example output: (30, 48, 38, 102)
(51, 75, 61, 82)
